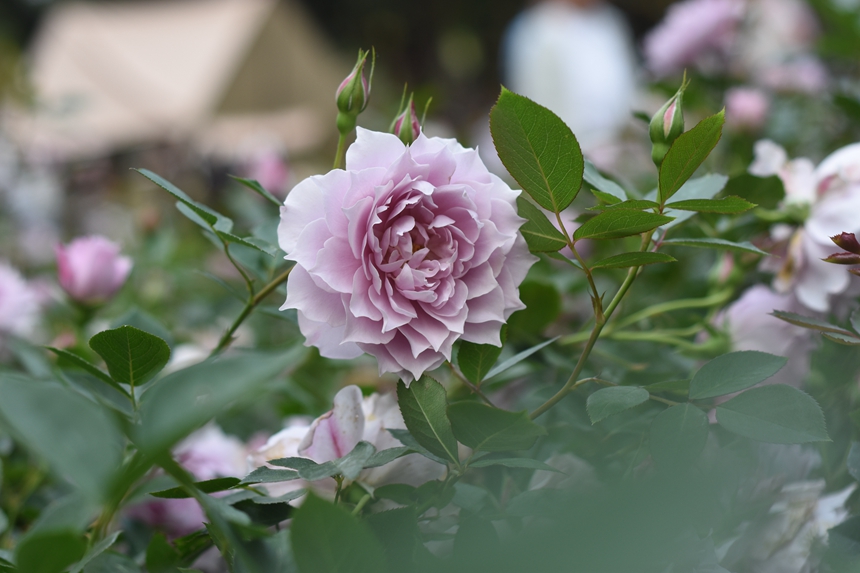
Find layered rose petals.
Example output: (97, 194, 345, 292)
(279, 129, 536, 382)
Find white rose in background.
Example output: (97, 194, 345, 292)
(0, 262, 41, 346)
(749, 140, 860, 312)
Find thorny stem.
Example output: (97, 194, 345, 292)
(210, 266, 293, 357)
(530, 233, 651, 419)
(447, 362, 495, 406)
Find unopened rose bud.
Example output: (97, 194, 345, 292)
(650, 79, 687, 166)
(336, 49, 374, 135)
(56, 236, 132, 305)
(831, 232, 860, 255)
(391, 94, 421, 145)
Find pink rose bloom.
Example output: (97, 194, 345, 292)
(750, 140, 860, 312)
(278, 128, 536, 383)
(0, 262, 40, 341)
(128, 425, 248, 537)
(250, 385, 444, 500)
(56, 236, 132, 305)
(643, 0, 745, 78)
(725, 87, 770, 130)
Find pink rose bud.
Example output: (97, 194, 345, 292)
(336, 48, 374, 135)
(391, 94, 421, 146)
(831, 232, 860, 255)
(56, 236, 132, 305)
(649, 78, 687, 166)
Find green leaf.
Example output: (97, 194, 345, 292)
(650, 404, 710, 471)
(689, 351, 787, 399)
(516, 197, 568, 252)
(364, 447, 415, 468)
(46, 347, 129, 397)
(573, 209, 673, 240)
(333, 441, 376, 480)
(135, 350, 302, 454)
(583, 161, 627, 202)
(136, 169, 233, 233)
(665, 196, 755, 213)
(716, 385, 830, 443)
(68, 532, 121, 573)
(771, 310, 854, 335)
(661, 237, 768, 255)
(89, 326, 171, 387)
(291, 494, 386, 573)
(230, 175, 282, 206)
(591, 189, 622, 205)
(447, 402, 546, 452)
(0, 376, 123, 503)
(111, 308, 173, 348)
(458, 336, 504, 386)
(16, 530, 86, 573)
(490, 87, 584, 212)
(468, 457, 561, 471)
(591, 252, 676, 270)
(589, 199, 660, 212)
(364, 507, 421, 573)
(397, 377, 459, 465)
(214, 231, 277, 257)
(851, 309, 860, 335)
(848, 442, 860, 482)
(146, 534, 180, 573)
(386, 429, 447, 465)
(658, 110, 725, 204)
(586, 386, 650, 423)
(484, 336, 559, 380)
(270, 442, 378, 481)
(239, 467, 300, 486)
(825, 332, 860, 345)
(150, 477, 241, 499)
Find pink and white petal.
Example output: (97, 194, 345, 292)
(279, 171, 348, 254)
(299, 386, 365, 462)
(297, 311, 362, 360)
(346, 128, 406, 171)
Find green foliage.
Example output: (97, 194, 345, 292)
(515, 197, 568, 252)
(15, 530, 87, 573)
(490, 88, 584, 213)
(715, 385, 830, 443)
(457, 327, 506, 385)
(291, 495, 386, 573)
(89, 326, 170, 388)
(649, 404, 709, 470)
(664, 196, 755, 214)
(397, 377, 459, 464)
(661, 237, 768, 255)
(586, 386, 650, 423)
(591, 252, 676, 270)
(688, 351, 787, 399)
(658, 110, 725, 204)
(573, 210, 673, 240)
(448, 402, 546, 452)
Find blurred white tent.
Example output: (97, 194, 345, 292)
(4, 0, 348, 161)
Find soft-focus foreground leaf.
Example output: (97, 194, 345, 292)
(650, 404, 709, 471)
(397, 377, 459, 465)
(145, 534, 180, 573)
(47, 347, 129, 397)
(587, 386, 650, 424)
(89, 326, 170, 387)
(689, 351, 787, 399)
(771, 310, 854, 336)
(665, 196, 754, 213)
(591, 252, 676, 270)
(448, 402, 546, 452)
(0, 375, 123, 502)
(490, 87, 583, 212)
(716, 385, 829, 443)
(458, 328, 506, 385)
(516, 197, 568, 252)
(661, 237, 768, 255)
(291, 494, 386, 573)
(573, 209, 673, 240)
(365, 507, 421, 573)
(848, 443, 860, 482)
(135, 350, 302, 455)
(15, 530, 86, 573)
(583, 160, 627, 202)
(658, 110, 725, 204)
(468, 457, 560, 471)
(68, 532, 121, 573)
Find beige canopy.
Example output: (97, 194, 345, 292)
(5, 0, 349, 161)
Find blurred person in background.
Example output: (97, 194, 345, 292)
(502, 0, 639, 156)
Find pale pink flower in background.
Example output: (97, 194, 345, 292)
(737, 0, 821, 77)
(749, 140, 860, 312)
(0, 262, 40, 342)
(760, 57, 829, 95)
(246, 149, 291, 198)
(279, 128, 536, 383)
(725, 87, 770, 130)
(250, 385, 444, 500)
(128, 425, 248, 537)
(643, 0, 744, 77)
(56, 235, 132, 305)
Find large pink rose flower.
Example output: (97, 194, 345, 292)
(278, 128, 536, 382)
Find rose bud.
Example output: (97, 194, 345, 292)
(391, 94, 421, 145)
(56, 235, 132, 305)
(649, 78, 687, 166)
(336, 48, 374, 135)
(831, 232, 860, 255)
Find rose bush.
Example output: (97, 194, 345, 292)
(278, 128, 536, 382)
